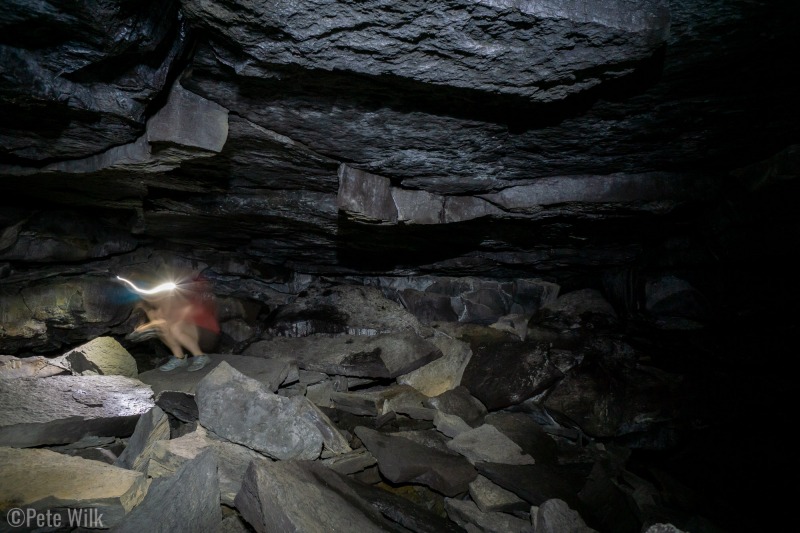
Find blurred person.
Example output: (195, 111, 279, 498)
(121, 270, 219, 372)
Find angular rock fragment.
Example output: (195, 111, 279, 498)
(113, 449, 221, 533)
(444, 498, 530, 533)
(533, 498, 597, 533)
(447, 424, 536, 466)
(469, 475, 529, 514)
(234, 459, 398, 533)
(397, 335, 472, 397)
(147, 425, 269, 506)
(197, 362, 342, 460)
(0, 375, 154, 447)
(155, 390, 198, 423)
(0, 447, 147, 528)
(355, 426, 477, 496)
(424, 386, 487, 428)
(433, 411, 472, 438)
(476, 462, 588, 509)
(114, 406, 170, 472)
(56, 336, 138, 378)
(321, 448, 377, 475)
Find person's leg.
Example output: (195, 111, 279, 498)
(153, 321, 190, 371)
(171, 321, 211, 372)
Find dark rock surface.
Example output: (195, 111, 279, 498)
(0, 1, 798, 531)
(112, 449, 221, 533)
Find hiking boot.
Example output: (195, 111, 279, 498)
(126, 327, 160, 343)
(187, 354, 211, 372)
(159, 356, 188, 372)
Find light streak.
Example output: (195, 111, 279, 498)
(116, 276, 177, 295)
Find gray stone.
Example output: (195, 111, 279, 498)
(0, 447, 147, 528)
(444, 498, 530, 533)
(196, 362, 324, 460)
(321, 448, 377, 475)
(0, 354, 68, 379)
(469, 475, 529, 514)
(155, 390, 199, 423)
(355, 426, 477, 497)
(475, 462, 586, 509)
(533, 498, 597, 533)
(0, 375, 154, 447)
(484, 411, 558, 465)
(234, 459, 399, 533)
(461, 340, 563, 411)
(392, 429, 459, 456)
(147, 425, 269, 506)
(397, 335, 472, 397)
(434, 411, 473, 438)
(447, 424, 536, 466)
(114, 406, 170, 472)
(245, 332, 443, 379)
(138, 353, 293, 396)
(337, 164, 398, 224)
(56, 336, 138, 378)
(425, 386, 488, 428)
(113, 449, 221, 533)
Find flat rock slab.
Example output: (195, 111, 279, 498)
(484, 411, 558, 465)
(244, 332, 442, 379)
(469, 475, 529, 514)
(447, 424, 536, 466)
(234, 459, 401, 533)
(356, 426, 477, 497)
(0, 375, 154, 447)
(0, 446, 147, 528)
(137, 353, 293, 396)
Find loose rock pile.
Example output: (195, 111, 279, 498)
(1, 280, 717, 532)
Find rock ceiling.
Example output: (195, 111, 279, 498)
(1, 0, 798, 280)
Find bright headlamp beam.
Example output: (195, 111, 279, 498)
(116, 276, 177, 295)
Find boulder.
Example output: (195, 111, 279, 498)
(355, 426, 477, 497)
(196, 362, 337, 460)
(234, 459, 398, 533)
(114, 406, 170, 472)
(424, 386, 487, 428)
(113, 449, 221, 533)
(56, 336, 138, 378)
(0, 354, 68, 379)
(0, 375, 154, 447)
(397, 335, 472, 397)
(533, 498, 597, 533)
(469, 475, 529, 515)
(444, 498, 530, 533)
(0, 447, 147, 528)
